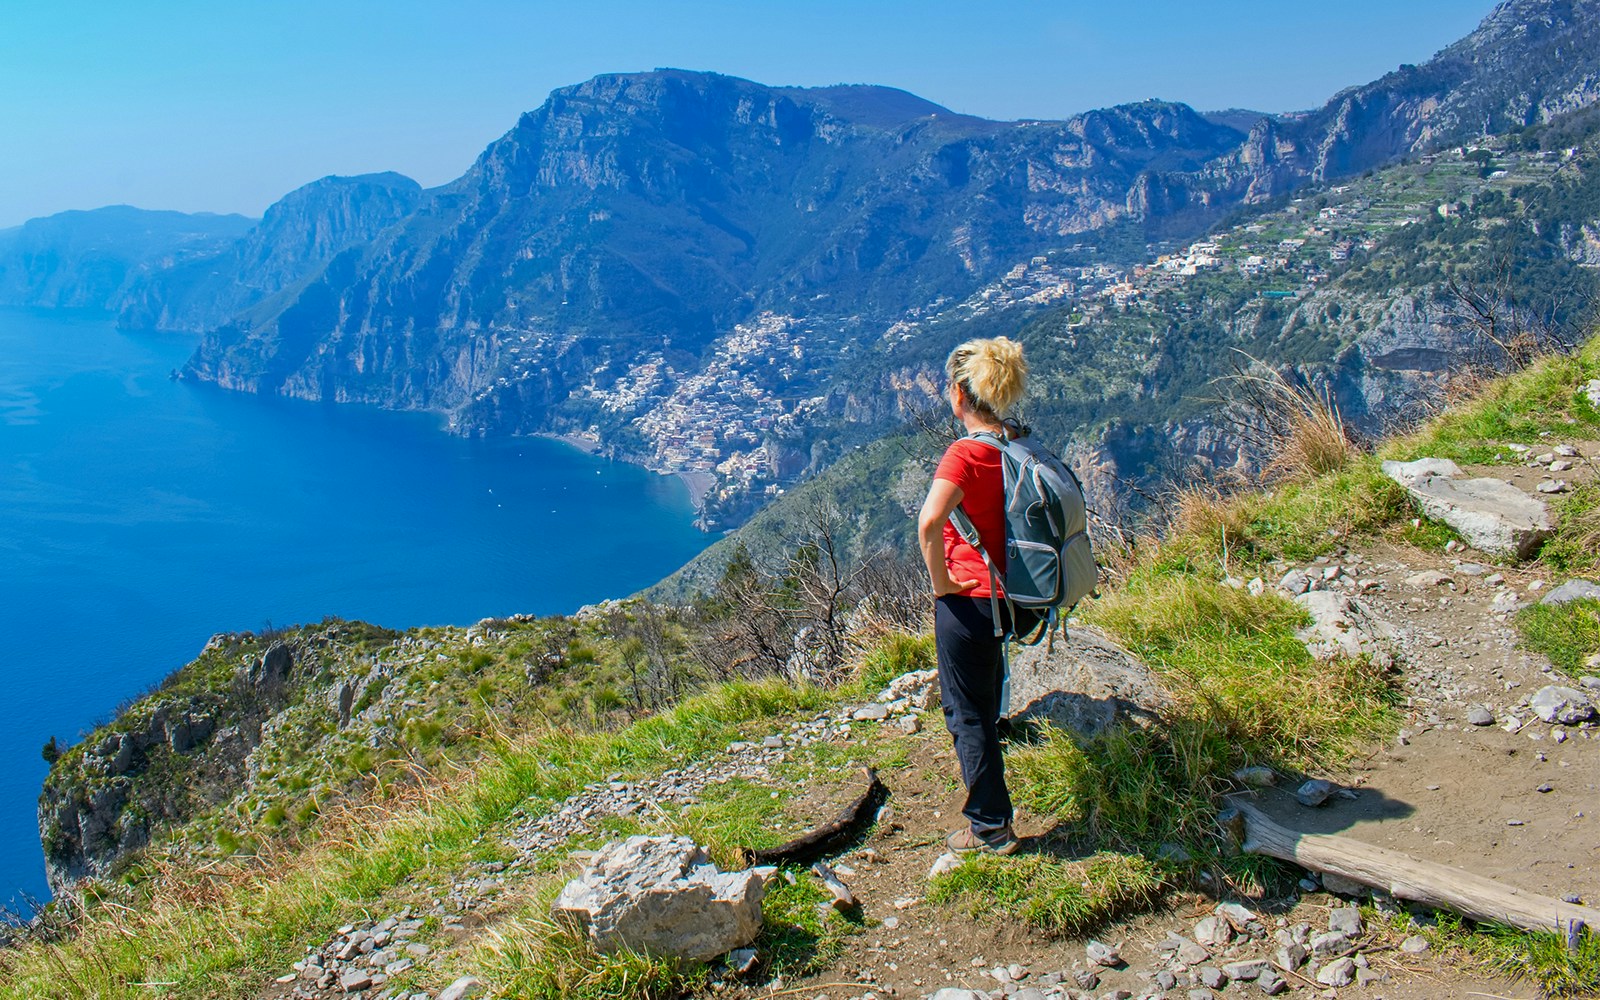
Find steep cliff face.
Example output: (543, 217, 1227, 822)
(181, 73, 1258, 420)
(0, 207, 253, 311)
(1292, 0, 1600, 179)
(117, 173, 422, 333)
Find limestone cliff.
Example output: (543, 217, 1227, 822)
(117, 173, 422, 333)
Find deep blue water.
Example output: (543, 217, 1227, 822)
(0, 308, 710, 909)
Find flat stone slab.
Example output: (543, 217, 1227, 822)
(1294, 591, 1399, 666)
(1008, 626, 1170, 737)
(1530, 685, 1596, 725)
(1380, 457, 1463, 485)
(1541, 579, 1600, 606)
(1403, 475, 1551, 559)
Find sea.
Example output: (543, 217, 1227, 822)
(0, 307, 712, 910)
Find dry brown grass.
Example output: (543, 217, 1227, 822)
(1575, 499, 1600, 558)
(1225, 360, 1355, 482)
(1163, 484, 1252, 567)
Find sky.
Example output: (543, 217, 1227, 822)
(0, 1, 1498, 229)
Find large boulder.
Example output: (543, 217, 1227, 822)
(248, 641, 294, 693)
(552, 835, 765, 963)
(1007, 626, 1170, 737)
(879, 668, 940, 710)
(1401, 475, 1551, 559)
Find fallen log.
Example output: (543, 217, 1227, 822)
(742, 766, 887, 866)
(1219, 798, 1594, 948)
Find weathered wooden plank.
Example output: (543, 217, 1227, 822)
(1220, 798, 1594, 948)
(743, 766, 886, 866)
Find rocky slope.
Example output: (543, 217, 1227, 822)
(37, 624, 399, 894)
(116, 172, 423, 333)
(1292, 0, 1600, 180)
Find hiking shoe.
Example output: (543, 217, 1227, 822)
(946, 824, 1020, 855)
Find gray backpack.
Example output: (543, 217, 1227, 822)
(947, 422, 1098, 646)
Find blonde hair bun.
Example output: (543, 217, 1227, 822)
(946, 336, 1027, 416)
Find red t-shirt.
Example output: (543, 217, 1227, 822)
(934, 437, 1005, 598)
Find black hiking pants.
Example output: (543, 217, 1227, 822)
(934, 595, 1014, 838)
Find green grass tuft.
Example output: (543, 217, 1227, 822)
(1516, 599, 1600, 677)
(850, 631, 936, 695)
(756, 875, 858, 977)
(1392, 910, 1600, 999)
(1539, 482, 1600, 577)
(1008, 574, 1398, 855)
(1384, 339, 1600, 466)
(1158, 459, 1424, 572)
(672, 778, 793, 866)
(478, 918, 705, 1000)
(927, 852, 1163, 935)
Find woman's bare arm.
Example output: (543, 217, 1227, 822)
(918, 477, 979, 596)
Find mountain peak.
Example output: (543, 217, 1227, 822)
(534, 69, 985, 131)
(1448, 0, 1600, 55)
(772, 83, 973, 128)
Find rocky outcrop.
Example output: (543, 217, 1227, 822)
(1008, 626, 1171, 737)
(552, 835, 765, 962)
(36, 639, 302, 894)
(1292, 0, 1600, 179)
(1381, 458, 1465, 485)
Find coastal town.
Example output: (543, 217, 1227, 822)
(572, 312, 832, 505)
(562, 141, 1572, 516)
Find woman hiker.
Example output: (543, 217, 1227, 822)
(916, 336, 1027, 855)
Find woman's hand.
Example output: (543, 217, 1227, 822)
(931, 575, 980, 597)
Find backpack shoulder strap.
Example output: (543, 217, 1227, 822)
(946, 438, 1009, 639)
(967, 429, 1007, 451)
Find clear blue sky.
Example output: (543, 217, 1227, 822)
(0, 1, 1496, 229)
